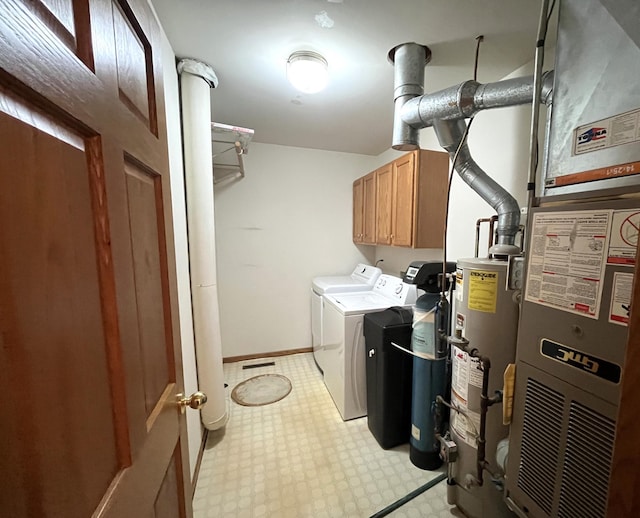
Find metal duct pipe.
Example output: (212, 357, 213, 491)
(400, 71, 554, 128)
(388, 42, 431, 150)
(390, 43, 554, 254)
(434, 119, 522, 255)
(401, 80, 478, 128)
(179, 61, 228, 431)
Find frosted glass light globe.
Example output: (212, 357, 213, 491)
(287, 51, 329, 94)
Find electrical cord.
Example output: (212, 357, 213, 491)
(441, 35, 484, 297)
(547, 0, 557, 24)
(473, 35, 484, 82)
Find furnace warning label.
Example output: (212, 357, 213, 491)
(468, 270, 498, 313)
(525, 210, 613, 319)
(609, 272, 633, 326)
(573, 107, 640, 156)
(608, 209, 640, 266)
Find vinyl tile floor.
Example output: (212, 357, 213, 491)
(193, 352, 465, 518)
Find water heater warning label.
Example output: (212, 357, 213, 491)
(450, 346, 482, 449)
(525, 210, 612, 319)
(468, 270, 498, 313)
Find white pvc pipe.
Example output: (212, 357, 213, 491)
(179, 69, 228, 431)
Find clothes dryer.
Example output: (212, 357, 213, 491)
(311, 264, 381, 371)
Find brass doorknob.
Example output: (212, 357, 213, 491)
(177, 391, 207, 412)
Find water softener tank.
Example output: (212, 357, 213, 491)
(409, 292, 446, 469)
(403, 261, 456, 470)
(448, 258, 519, 518)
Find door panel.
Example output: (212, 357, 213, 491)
(112, 0, 157, 132)
(363, 172, 376, 244)
(22, 0, 94, 68)
(353, 177, 363, 242)
(0, 0, 191, 516)
(154, 448, 183, 518)
(124, 159, 173, 417)
(376, 164, 393, 244)
(392, 153, 415, 247)
(0, 90, 120, 518)
(40, 0, 76, 34)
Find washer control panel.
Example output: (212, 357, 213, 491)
(373, 274, 418, 304)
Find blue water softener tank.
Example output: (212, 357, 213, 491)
(403, 261, 456, 470)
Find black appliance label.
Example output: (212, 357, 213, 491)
(540, 339, 621, 384)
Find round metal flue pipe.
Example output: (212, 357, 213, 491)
(388, 42, 431, 150)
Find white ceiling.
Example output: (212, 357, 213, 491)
(151, 0, 549, 156)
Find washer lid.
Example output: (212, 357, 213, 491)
(325, 292, 410, 315)
(312, 276, 373, 294)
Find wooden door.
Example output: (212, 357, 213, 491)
(362, 171, 377, 244)
(376, 163, 393, 245)
(0, 1, 191, 517)
(353, 177, 364, 243)
(392, 152, 415, 247)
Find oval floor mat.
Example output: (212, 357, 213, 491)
(231, 374, 292, 406)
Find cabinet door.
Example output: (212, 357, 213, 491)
(353, 177, 364, 242)
(392, 152, 416, 247)
(413, 149, 449, 248)
(376, 164, 393, 244)
(363, 172, 377, 244)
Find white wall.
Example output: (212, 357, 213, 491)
(158, 21, 202, 481)
(214, 143, 377, 358)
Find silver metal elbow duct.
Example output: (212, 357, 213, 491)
(434, 119, 522, 255)
(400, 71, 555, 128)
(389, 43, 555, 254)
(401, 80, 479, 128)
(388, 42, 431, 150)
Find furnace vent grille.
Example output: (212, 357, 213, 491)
(557, 401, 615, 518)
(518, 378, 564, 515)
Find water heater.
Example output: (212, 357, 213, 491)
(448, 258, 519, 518)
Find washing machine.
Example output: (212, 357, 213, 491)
(311, 263, 381, 371)
(322, 274, 418, 420)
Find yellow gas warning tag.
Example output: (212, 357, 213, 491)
(468, 270, 498, 313)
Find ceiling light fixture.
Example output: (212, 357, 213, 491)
(286, 51, 329, 94)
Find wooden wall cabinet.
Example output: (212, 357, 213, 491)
(375, 163, 393, 245)
(354, 149, 448, 248)
(353, 176, 364, 242)
(353, 171, 377, 244)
